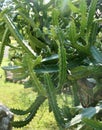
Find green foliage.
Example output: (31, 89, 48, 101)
(0, 27, 10, 64)
(83, 118, 102, 130)
(80, 0, 87, 36)
(57, 30, 67, 90)
(91, 46, 102, 64)
(0, 0, 102, 129)
(3, 14, 36, 57)
(44, 73, 65, 129)
(68, 65, 102, 81)
(87, 0, 98, 31)
(26, 55, 45, 95)
(65, 104, 102, 128)
(69, 20, 78, 45)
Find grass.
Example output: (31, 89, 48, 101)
(0, 58, 58, 130)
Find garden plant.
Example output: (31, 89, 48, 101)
(0, 0, 102, 129)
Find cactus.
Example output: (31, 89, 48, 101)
(12, 95, 46, 128)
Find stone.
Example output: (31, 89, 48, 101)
(0, 103, 14, 130)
